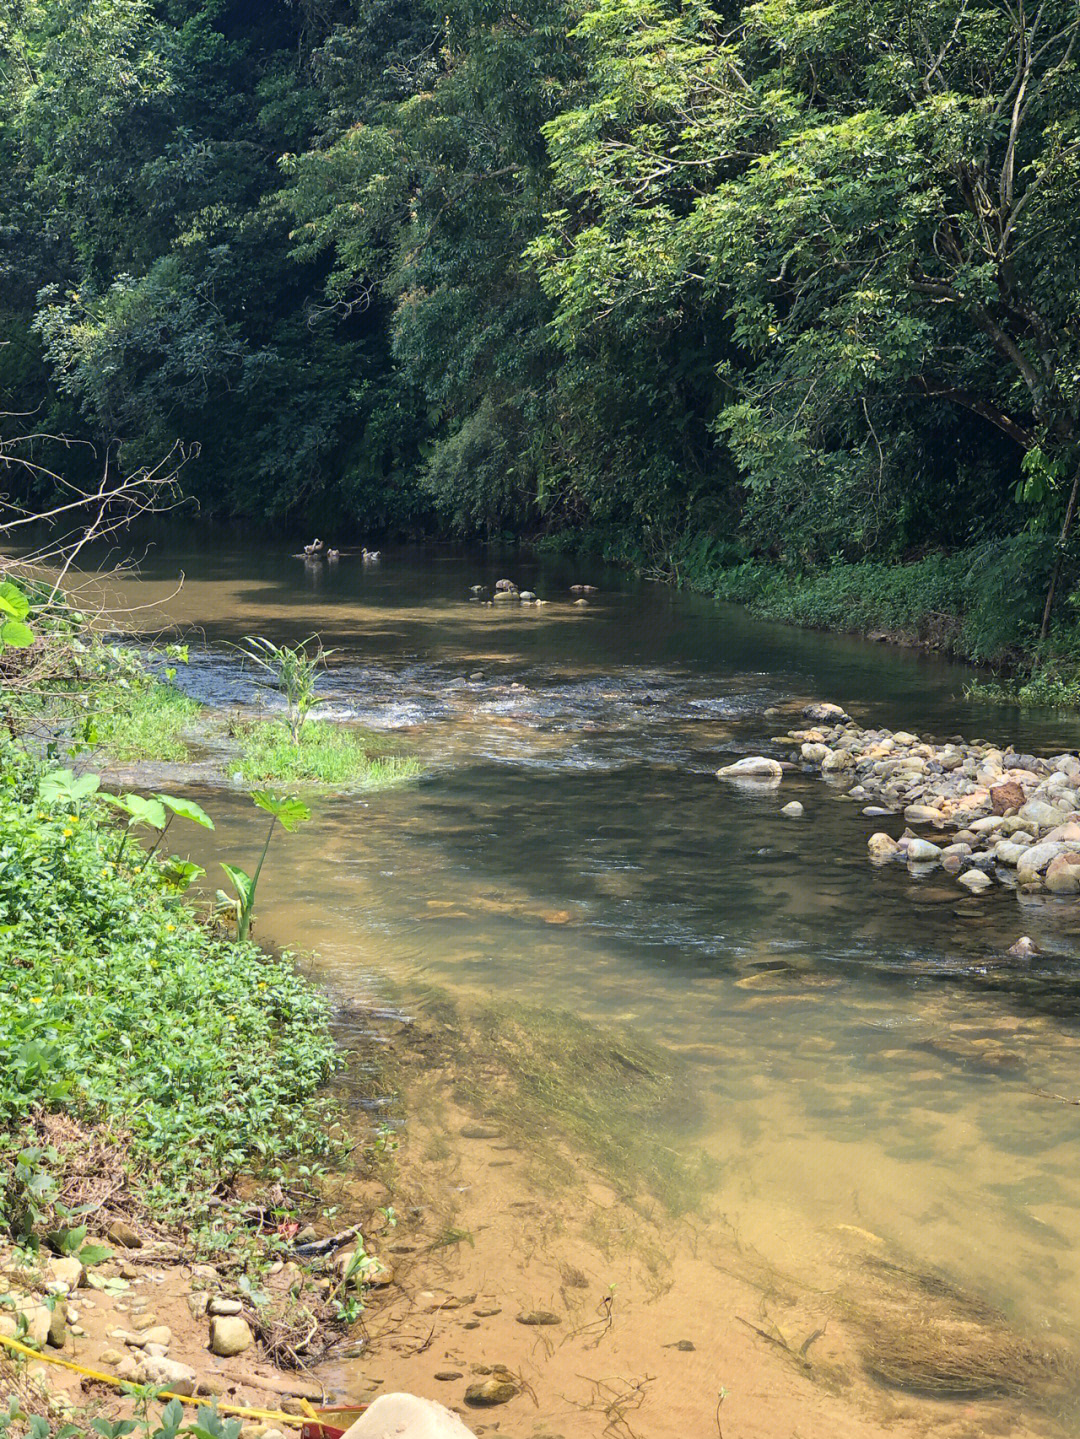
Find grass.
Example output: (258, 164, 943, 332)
(0, 739, 341, 1233)
(237, 719, 423, 788)
(89, 676, 203, 761)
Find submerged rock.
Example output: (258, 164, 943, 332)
(781, 800, 804, 817)
(464, 1377, 518, 1408)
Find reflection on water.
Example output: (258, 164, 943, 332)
(101, 535, 1080, 1433)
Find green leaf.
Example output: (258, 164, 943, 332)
(0, 618, 34, 648)
(0, 581, 30, 620)
(76, 1243, 113, 1267)
(40, 769, 100, 805)
(250, 791, 311, 832)
(220, 862, 255, 913)
(155, 793, 215, 829)
(105, 793, 167, 829)
(160, 858, 205, 891)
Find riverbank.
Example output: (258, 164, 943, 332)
(0, 737, 397, 1432)
(577, 532, 1080, 704)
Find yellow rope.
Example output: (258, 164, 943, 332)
(0, 1332, 305, 1427)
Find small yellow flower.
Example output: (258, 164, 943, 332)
(62, 828, 73, 838)
(258, 982, 267, 990)
(29, 997, 43, 1005)
(165, 923, 176, 932)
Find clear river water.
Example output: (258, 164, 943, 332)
(102, 536, 1080, 1439)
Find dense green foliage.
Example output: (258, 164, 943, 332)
(2, 0, 1080, 646)
(0, 741, 339, 1231)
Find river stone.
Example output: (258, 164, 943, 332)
(990, 780, 1026, 814)
(821, 749, 854, 773)
(1043, 821, 1080, 844)
(106, 1221, 142, 1249)
(941, 853, 964, 874)
(1017, 842, 1066, 883)
(892, 731, 918, 745)
(868, 832, 899, 859)
(1019, 799, 1067, 829)
(905, 838, 942, 862)
(47, 1308, 67, 1348)
(780, 801, 804, 817)
(209, 1315, 253, 1357)
(994, 841, 1027, 866)
(134, 1357, 196, 1394)
(801, 742, 829, 763)
(803, 702, 850, 722)
(1045, 852, 1080, 894)
(717, 757, 783, 779)
(1009, 935, 1039, 959)
(340, 1397, 480, 1439)
(957, 869, 993, 893)
(516, 1310, 560, 1325)
(464, 1378, 518, 1408)
(904, 804, 942, 825)
(208, 1298, 243, 1316)
(100, 1348, 125, 1366)
(48, 1257, 85, 1292)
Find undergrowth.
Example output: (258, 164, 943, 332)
(237, 720, 422, 788)
(0, 740, 340, 1236)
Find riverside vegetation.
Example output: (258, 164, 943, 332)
(0, 595, 410, 1431)
(3, 0, 1080, 691)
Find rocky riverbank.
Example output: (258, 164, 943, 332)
(723, 703, 1080, 902)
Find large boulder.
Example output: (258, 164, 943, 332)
(868, 832, 899, 859)
(341, 1394, 477, 1439)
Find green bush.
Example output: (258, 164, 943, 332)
(0, 743, 339, 1233)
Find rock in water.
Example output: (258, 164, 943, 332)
(905, 838, 942, 862)
(464, 1378, 519, 1408)
(803, 702, 850, 722)
(716, 757, 783, 780)
(957, 869, 993, 893)
(781, 801, 804, 817)
(868, 832, 899, 859)
(209, 1315, 253, 1357)
(1008, 936, 1038, 960)
(516, 1309, 561, 1325)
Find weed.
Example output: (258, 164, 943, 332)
(237, 720, 422, 788)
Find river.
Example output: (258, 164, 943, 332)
(107, 535, 1080, 1438)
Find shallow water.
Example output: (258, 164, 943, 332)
(100, 536, 1080, 1434)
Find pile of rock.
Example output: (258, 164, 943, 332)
(770, 705, 1080, 898)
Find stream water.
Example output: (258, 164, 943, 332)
(102, 536, 1080, 1438)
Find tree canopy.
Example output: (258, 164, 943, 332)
(2, 0, 1079, 606)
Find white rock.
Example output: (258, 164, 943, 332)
(781, 801, 804, 817)
(957, 870, 993, 893)
(717, 757, 783, 780)
(339, 1394, 477, 1439)
(905, 838, 942, 862)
